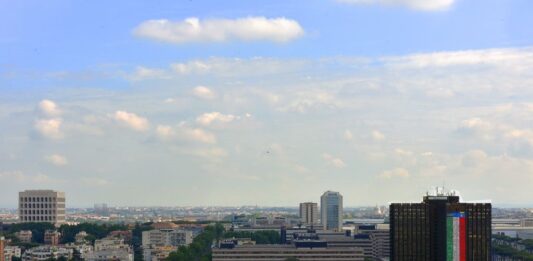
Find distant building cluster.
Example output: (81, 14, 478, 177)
(3, 187, 522, 260)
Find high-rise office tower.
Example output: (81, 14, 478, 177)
(390, 190, 491, 261)
(299, 202, 318, 226)
(18, 190, 66, 225)
(320, 191, 343, 231)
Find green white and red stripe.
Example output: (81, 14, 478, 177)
(447, 212, 466, 261)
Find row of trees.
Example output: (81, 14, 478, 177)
(2, 222, 128, 245)
(165, 224, 282, 261)
(166, 223, 224, 261)
(58, 223, 128, 244)
(493, 234, 533, 260)
(132, 222, 155, 261)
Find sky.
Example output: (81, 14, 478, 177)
(1, 0, 533, 207)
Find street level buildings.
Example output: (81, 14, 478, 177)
(3, 246, 22, 261)
(212, 242, 364, 261)
(86, 238, 133, 261)
(142, 223, 193, 261)
(321, 191, 343, 231)
(22, 246, 72, 261)
(44, 230, 61, 245)
(390, 190, 491, 261)
(15, 230, 32, 243)
(353, 224, 390, 260)
(18, 190, 65, 225)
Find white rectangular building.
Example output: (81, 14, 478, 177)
(299, 202, 319, 226)
(18, 190, 65, 225)
(142, 229, 193, 247)
(142, 228, 193, 260)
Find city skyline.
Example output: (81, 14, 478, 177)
(2, 0, 533, 207)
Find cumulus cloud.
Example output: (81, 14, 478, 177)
(129, 66, 170, 81)
(180, 127, 216, 144)
(156, 125, 216, 144)
(45, 154, 68, 166)
(171, 61, 211, 74)
(372, 130, 385, 141)
(323, 153, 346, 168)
(462, 150, 488, 168)
(384, 47, 533, 68)
(32, 173, 53, 184)
(344, 130, 353, 140)
(338, 0, 455, 11)
(81, 177, 110, 186)
(458, 118, 493, 133)
(38, 99, 61, 116)
(155, 125, 174, 139)
(192, 86, 216, 100)
(0, 170, 27, 182)
(112, 111, 149, 131)
(0, 171, 58, 184)
(379, 168, 410, 179)
(282, 91, 338, 113)
(196, 112, 237, 126)
(34, 118, 63, 139)
(176, 57, 308, 77)
(186, 147, 228, 161)
(133, 17, 304, 44)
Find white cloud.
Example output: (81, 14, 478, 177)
(394, 148, 413, 156)
(338, 0, 455, 11)
(462, 150, 488, 168)
(112, 111, 149, 131)
(0, 170, 27, 182)
(323, 153, 346, 168)
(196, 112, 237, 126)
(344, 130, 353, 140)
(164, 98, 175, 103)
(173, 57, 308, 77)
(45, 154, 68, 166)
(379, 168, 410, 179)
(192, 86, 216, 100)
(426, 88, 455, 98)
(34, 118, 63, 139)
(38, 99, 61, 116)
(0, 170, 64, 185)
(81, 177, 110, 186)
(187, 147, 228, 161)
(181, 127, 217, 144)
(32, 173, 53, 184)
(0, 171, 58, 184)
(129, 66, 170, 81)
(384, 47, 533, 68)
(372, 130, 385, 141)
(282, 91, 338, 113)
(156, 124, 216, 144)
(133, 17, 304, 44)
(171, 61, 211, 74)
(459, 118, 493, 133)
(156, 125, 174, 139)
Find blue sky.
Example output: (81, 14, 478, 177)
(3, 0, 532, 70)
(1, 0, 533, 207)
